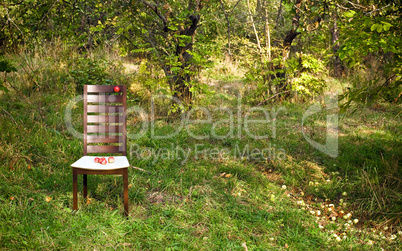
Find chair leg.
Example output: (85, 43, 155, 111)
(123, 168, 129, 216)
(83, 174, 88, 200)
(73, 168, 78, 211)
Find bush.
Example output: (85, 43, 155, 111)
(288, 53, 326, 99)
(67, 57, 114, 92)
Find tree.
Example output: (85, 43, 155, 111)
(336, 0, 402, 107)
(118, 0, 208, 106)
(0, 0, 123, 52)
(274, 0, 301, 97)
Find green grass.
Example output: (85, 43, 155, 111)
(1, 51, 401, 249)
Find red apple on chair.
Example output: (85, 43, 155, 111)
(101, 159, 107, 165)
(94, 157, 100, 163)
(108, 157, 115, 163)
(114, 86, 120, 92)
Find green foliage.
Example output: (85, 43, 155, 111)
(1, 0, 123, 53)
(288, 53, 326, 98)
(132, 59, 169, 98)
(0, 58, 17, 73)
(244, 53, 326, 104)
(0, 56, 17, 93)
(337, 3, 402, 108)
(66, 56, 118, 92)
(113, 1, 218, 104)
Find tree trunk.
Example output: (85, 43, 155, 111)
(247, 0, 262, 55)
(141, 0, 202, 106)
(275, 0, 302, 98)
(170, 14, 200, 106)
(331, 16, 343, 77)
(265, 7, 271, 62)
(219, 0, 231, 56)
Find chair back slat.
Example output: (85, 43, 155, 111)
(87, 125, 123, 133)
(86, 136, 124, 143)
(87, 105, 123, 113)
(84, 85, 127, 156)
(86, 94, 124, 103)
(87, 115, 123, 123)
(87, 145, 124, 154)
(87, 85, 120, 92)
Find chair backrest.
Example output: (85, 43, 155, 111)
(83, 85, 127, 156)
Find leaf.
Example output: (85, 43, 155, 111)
(45, 196, 52, 202)
(376, 24, 383, 33)
(343, 11, 355, 18)
(171, 67, 181, 73)
(382, 22, 392, 31)
(370, 24, 378, 31)
(283, 3, 293, 11)
(363, 18, 372, 26)
(0, 60, 17, 73)
(380, 21, 392, 26)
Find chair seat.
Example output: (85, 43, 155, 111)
(71, 156, 129, 170)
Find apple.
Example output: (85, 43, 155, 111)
(108, 157, 115, 163)
(114, 86, 120, 92)
(94, 157, 100, 163)
(101, 159, 107, 165)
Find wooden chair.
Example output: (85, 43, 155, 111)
(71, 85, 129, 216)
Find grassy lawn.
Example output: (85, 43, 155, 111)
(0, 52, 401, 249)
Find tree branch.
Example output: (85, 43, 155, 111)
(365, 4, 391, 16)
(39, 0, 61, 24)
(130, 165, 151, 174)
(275, 0, 283, 29)
(230, 0, 243, 14)
(370, 75, 396, 99)
(246, 0, 262, 55)
(219, 0, 231, 55)
(140, 0, 168, 27)
(257, 90, 290, 106)
(188, 0, 202, 15)
(1, 106, 18, 125)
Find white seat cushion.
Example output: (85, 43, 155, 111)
(71, 156, 129, 170)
